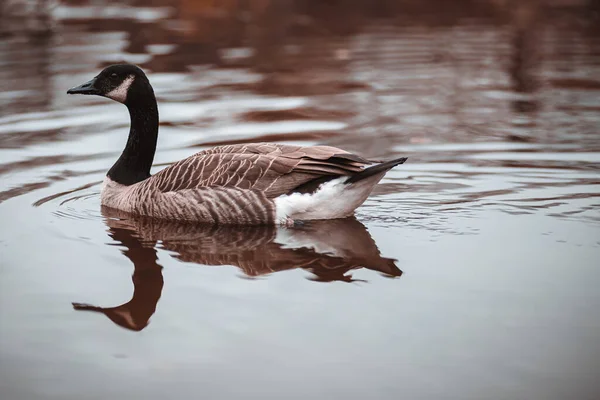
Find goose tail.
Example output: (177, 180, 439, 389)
(345, 157, 408, 184)
(274, 157, 407, 223)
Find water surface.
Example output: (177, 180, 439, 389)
(1, 1, 599, 399)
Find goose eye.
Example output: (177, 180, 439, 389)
(111, 73, 118, 78)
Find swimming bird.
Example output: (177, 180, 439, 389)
(67, 64, 407, 225)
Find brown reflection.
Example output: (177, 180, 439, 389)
(508, 1, 541, 114)
(72, 224, 163, 332)
(0, 35, 53, 116)
(73, 206, 401, 331)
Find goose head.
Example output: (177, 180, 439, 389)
(67, 64, 158, 186)
(67, 64, 153, 105)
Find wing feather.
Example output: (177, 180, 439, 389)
(147, 143, 374, 198)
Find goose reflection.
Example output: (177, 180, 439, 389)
(73, 206, 402, 331)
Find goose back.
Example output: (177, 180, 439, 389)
(150, 143, 374, 197)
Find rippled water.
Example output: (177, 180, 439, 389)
(1, 1, 600, 399)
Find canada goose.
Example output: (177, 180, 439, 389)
(67, 64, 407, 225)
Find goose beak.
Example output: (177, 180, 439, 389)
(67, 77, 100, 95)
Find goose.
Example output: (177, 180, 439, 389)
(67, 64, 407, 225)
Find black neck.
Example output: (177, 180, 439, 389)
(107, 95, 158, 185)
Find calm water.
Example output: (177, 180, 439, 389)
(1, 1, 600, 399)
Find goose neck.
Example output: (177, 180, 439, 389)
(107, 96, 159, 185)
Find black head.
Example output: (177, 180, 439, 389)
(67, 64, 153, 105)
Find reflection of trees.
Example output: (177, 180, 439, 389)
(4, 0, 598, 148)
(0, 34, 53, 116)
(0, 0, 55, 36)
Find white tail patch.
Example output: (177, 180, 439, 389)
(106, 74, 135, 103)
(274, 173, 385, 224)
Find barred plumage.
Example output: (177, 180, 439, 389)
(101, 142, 384, 224)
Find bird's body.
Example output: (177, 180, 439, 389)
(68, 64, 407, 225)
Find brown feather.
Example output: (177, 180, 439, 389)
(147, 143, 373, 199)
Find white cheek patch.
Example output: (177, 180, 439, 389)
(106, 75, 135, 103)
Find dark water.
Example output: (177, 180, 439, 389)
(1, 1, 600, 399)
